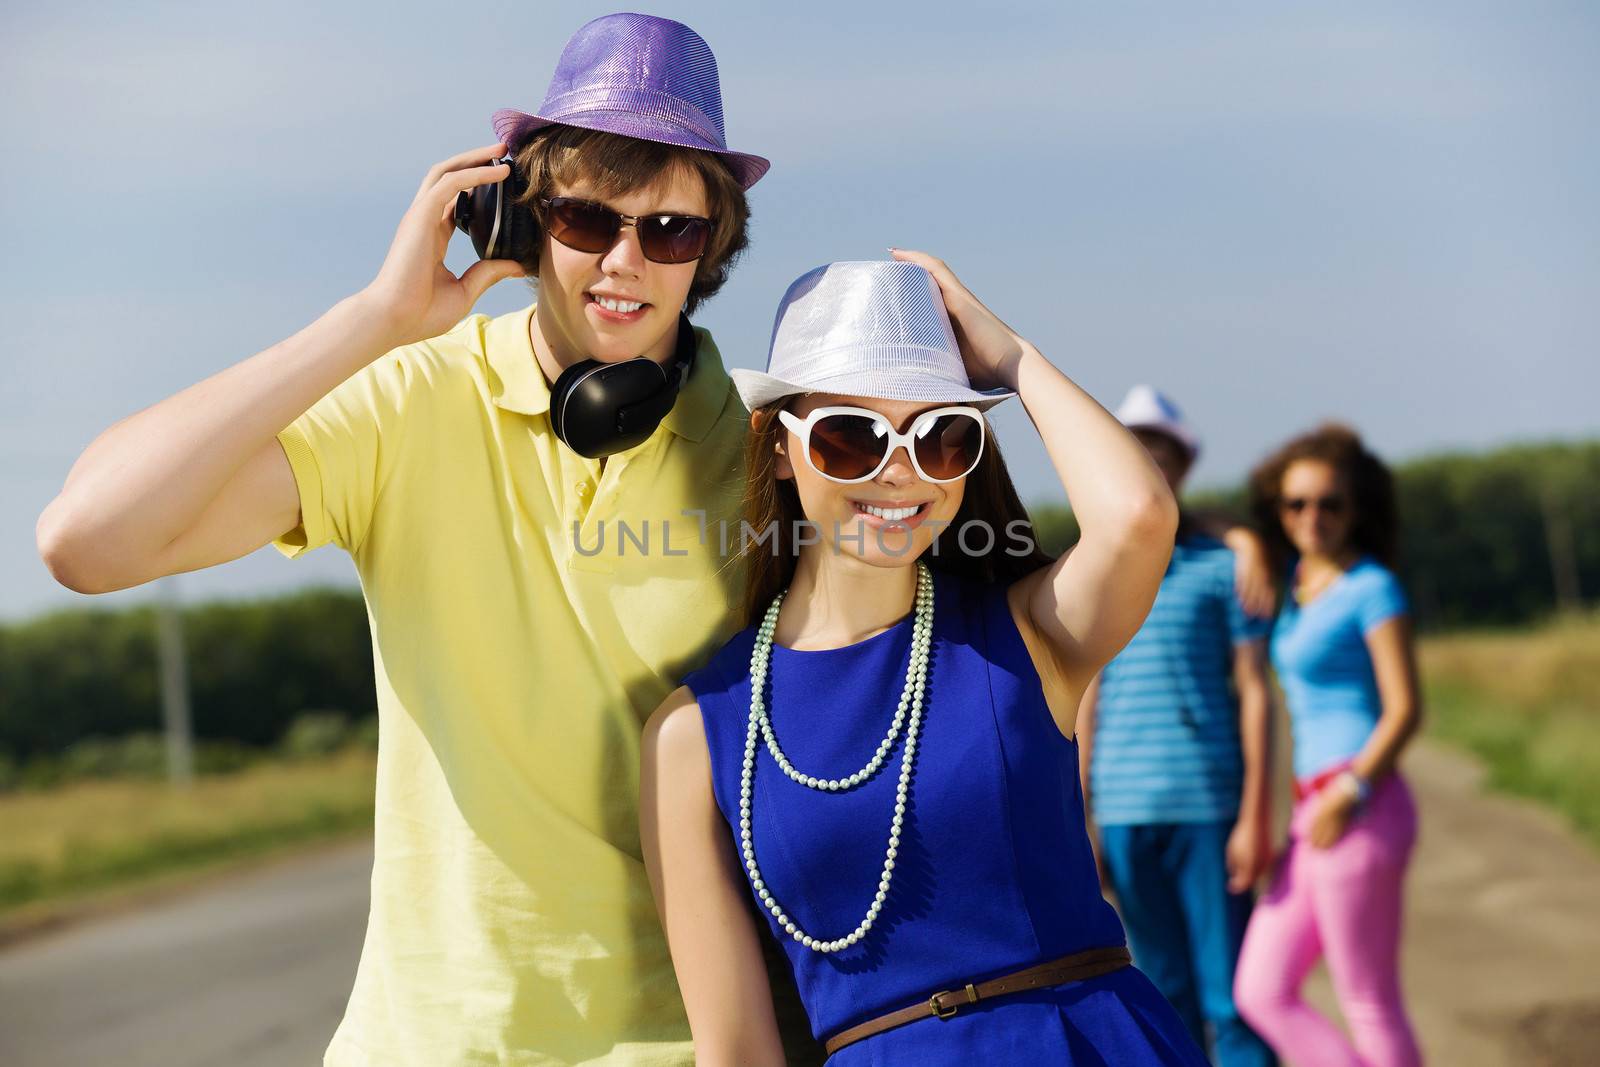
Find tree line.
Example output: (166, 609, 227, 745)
(1030, 439, 1598, 627)
(1, 439, 1594, 765)
(0, 590, 375, 767)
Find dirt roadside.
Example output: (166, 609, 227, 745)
(1299, 740, 1600, 1066)
(2, 738, 1596, 1063)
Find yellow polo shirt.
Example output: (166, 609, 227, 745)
(275, 304, 749, 1065)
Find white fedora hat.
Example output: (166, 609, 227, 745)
(730, 261, 1017, 412)
(1114, 384, 1201, 459)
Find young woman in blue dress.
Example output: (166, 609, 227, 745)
(640, 253, 1209, 1064)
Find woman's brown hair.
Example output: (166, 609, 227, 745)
(735, 401, 1056, 627)
(1247, 421, 1399, 581)
(511, 126, 750, 314)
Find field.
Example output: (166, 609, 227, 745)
(1, 614, 1595, 926)
(1419, 611, 1600, 848)
(0, 748, 375, 921)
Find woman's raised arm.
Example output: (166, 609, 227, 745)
(889, 250, 1178, 715)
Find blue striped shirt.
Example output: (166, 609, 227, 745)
(1089, 535, 1269, 825)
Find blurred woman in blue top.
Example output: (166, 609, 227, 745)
(1233, 424, 1424, 1067)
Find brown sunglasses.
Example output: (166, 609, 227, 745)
(537, 196, 713, 264)
(777, 406, 987, 484)
(1281, 495, 1347, 516)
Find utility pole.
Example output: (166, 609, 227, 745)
(1540, 483, 1583, 614)
(156, 575, 194, 786)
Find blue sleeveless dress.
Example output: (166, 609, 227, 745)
(681, 567, 1207, 1065)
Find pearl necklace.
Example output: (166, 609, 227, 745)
(739, 560, 934, 954)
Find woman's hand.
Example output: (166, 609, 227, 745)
(1307, 788, 1359, 849)
(360, 142, 527, 350)
(887, 249, 1028, 392)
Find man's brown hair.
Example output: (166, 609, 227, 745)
(512, 126, 750, 314)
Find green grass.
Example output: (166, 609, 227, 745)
(1420, 612, 1600, 849)
(0, 748, 375, 914)
(3, 615, 1595, 918)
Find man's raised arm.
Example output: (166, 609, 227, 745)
(37, 144, 524, 593)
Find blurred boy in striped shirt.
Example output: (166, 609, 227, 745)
(1078, 386, 1277, 1067)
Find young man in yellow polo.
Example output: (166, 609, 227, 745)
(37, 14, 819, 1066)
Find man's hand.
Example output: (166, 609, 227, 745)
(1225, 813, 1272, 892)
(1088, 827, 1112, 893)
(361, 142, 527, 350)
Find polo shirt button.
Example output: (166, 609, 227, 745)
(576, 482, 593, 498)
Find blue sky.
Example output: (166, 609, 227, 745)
(2, 1, 1596, 618)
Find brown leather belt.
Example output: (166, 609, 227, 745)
(822, 945, 1132, 1055)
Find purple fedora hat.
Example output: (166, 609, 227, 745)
(492, 12, 770, 190)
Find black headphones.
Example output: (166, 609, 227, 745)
(454, 157, 698, 459)
(547, 313, 698, 458)
(453, 155, 539, 263)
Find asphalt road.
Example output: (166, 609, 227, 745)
(0, 842, 371, 1067)
(2, 741, 1597, 1066)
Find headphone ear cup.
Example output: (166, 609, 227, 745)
(452, 157, 539, 263)
(453, 183, 500, 260)
(497, 162, 539, 264)
(542, 317, 694, 458)
(548, 358, 596, 447)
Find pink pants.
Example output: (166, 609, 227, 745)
(1234, 773, 1422, 1067)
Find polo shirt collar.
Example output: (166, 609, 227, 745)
(661, 327, 733, 443)
(486, 304, 731, 443)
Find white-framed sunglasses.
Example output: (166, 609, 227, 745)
(776, 405, 987, 484)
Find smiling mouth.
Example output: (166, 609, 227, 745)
(851, 501, 931, 522)
(587, 293, 650, 314)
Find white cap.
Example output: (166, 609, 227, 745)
(1114, 385, 1200, 460)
